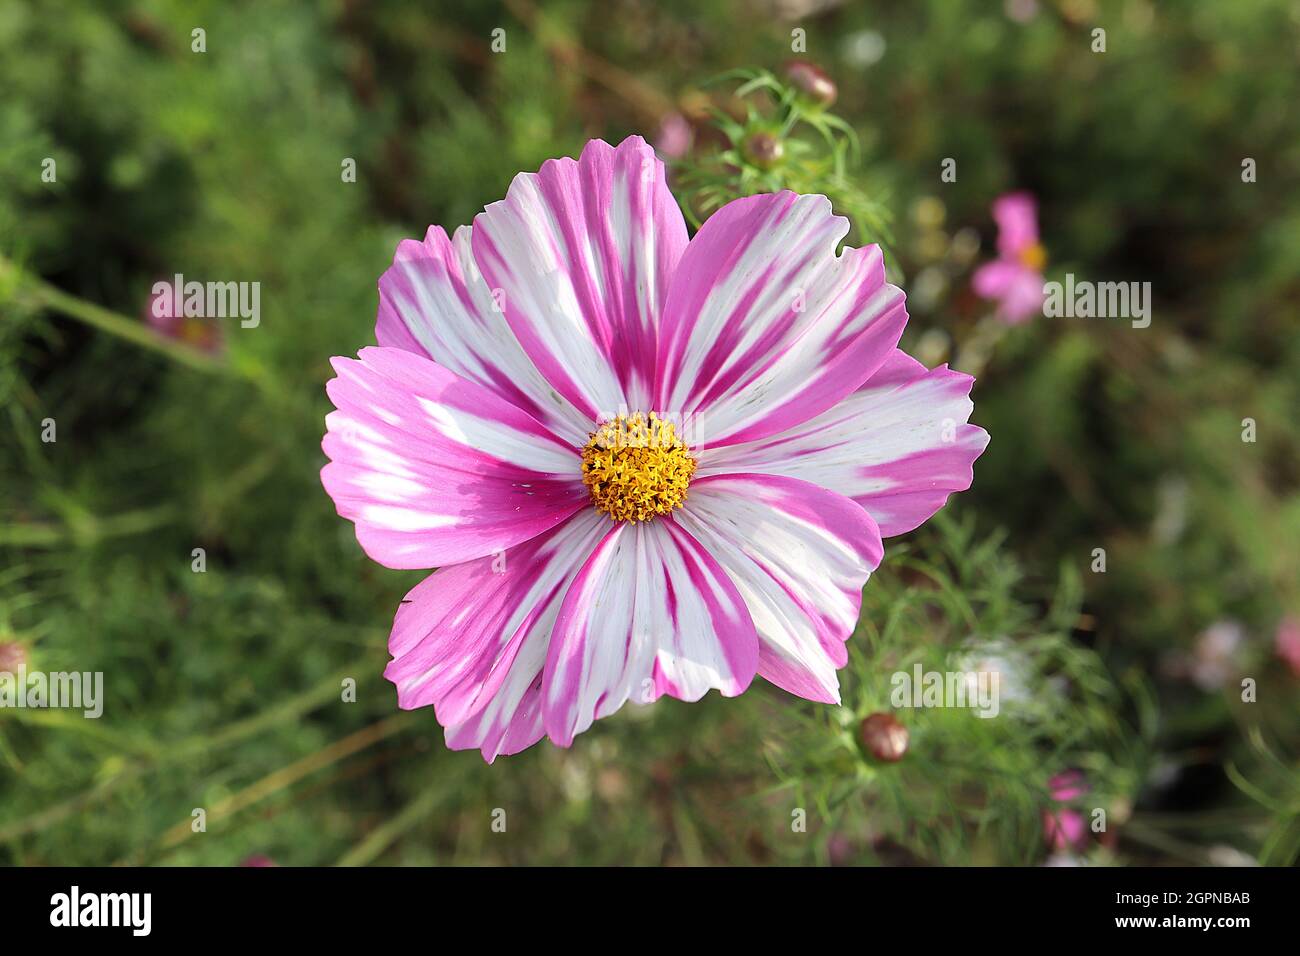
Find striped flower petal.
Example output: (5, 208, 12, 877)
(377, 224, 592, 446)
(695, 351, 989, 537)
(322, 133, 997, 761)
(542, 518, 758, 747)
(385, 510, 607, 762)
(322, 346, 586, 569)
(655, 191, 908, 449)
(674, 474, 882, 704)
(472, 135, 688, 419)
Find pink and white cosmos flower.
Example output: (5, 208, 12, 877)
(321, 135, 989, 761)
(1042, 770, 1090, 852)
(972, 191, 1047, 325)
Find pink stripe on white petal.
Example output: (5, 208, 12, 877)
(696, 352, 989, 537)
(472, 135, 689, 418)
(655, 191, 908, 449)
(855, 346, 929, 391)
(674, 474, 882, 704)
(377, 224, 592, 446)
(321, 346, 587, 569)
(542, 518, 758, 747)
(384, 510, 607, 763)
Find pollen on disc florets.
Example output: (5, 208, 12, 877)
(581, 412, 696, 522)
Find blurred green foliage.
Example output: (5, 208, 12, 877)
(1, 0, 1297, 865)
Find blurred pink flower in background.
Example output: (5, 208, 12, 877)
(0, 641, 27, 675)
(1042, 770, 1089, 852)
(654, 112, 694, 160)
(1276, 616, 1300, 678)
(826, 832, 856, 866)
(972, 192, 1046, 324)
(239, 854, 276, 867)
(146, 283, 223, 354)
(1004, 0, 1040, 23)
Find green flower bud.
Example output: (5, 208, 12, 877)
(742, 131, 784, 169)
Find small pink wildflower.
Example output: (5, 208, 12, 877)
(146, 283, 223, 353)
(972, 191, 1047, 324)
(1042, 770, 1089, 852)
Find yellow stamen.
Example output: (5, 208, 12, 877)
(581, 413, 696, 522)
(1019, 242, 1047, 271)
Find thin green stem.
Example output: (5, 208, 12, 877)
(0, 253, 231, 375)
(0, 504, 178, 548)
(0, 658, 374, 843)
(336, 785, 447, 867)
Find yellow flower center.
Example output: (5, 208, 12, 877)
(581, 413, 696, 522)
(1018, 242, 1047, 271)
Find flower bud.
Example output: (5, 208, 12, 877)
(783, 60, 837, 107)
(742, 131, 784, 169)
(860, 712, 909, 762)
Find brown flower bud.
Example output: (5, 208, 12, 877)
(742, 131, 784, 169)
(783, 60, 837, 107)
(860, 712, 909, 762)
